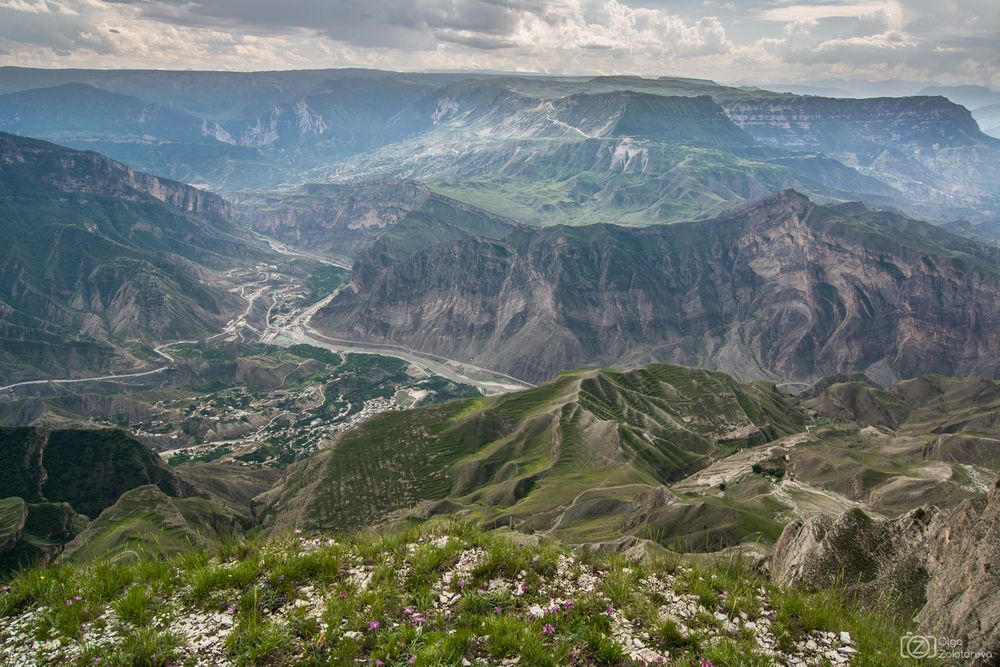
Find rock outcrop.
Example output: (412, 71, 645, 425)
(771, 477, 1000, 664)
(917, 478, 1000, 663)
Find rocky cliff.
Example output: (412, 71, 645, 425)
(238, 180, 431, 260)
(0, 134, 265, 382)
(772, 477, 1000, 665)
(723, 95, 1000, 223)
(315, 190, 1000, 385)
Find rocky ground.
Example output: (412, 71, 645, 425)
(0, 524, 912, 666)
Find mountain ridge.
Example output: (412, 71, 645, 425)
(315, 189, 1000, 386)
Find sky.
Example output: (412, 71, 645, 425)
(0, 0, 996, 88)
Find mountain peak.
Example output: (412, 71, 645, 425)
(728, 188, 815, 219)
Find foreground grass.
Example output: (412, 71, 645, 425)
(0, 521, 933, 666)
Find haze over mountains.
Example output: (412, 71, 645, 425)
(1, 68, 999, 241)
(1, 67, 1000, 664)
(0, 132, 270, 383)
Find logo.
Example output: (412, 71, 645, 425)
(901, 634, 995, 662)
(900, 633, 937, 659)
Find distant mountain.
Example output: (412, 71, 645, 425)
(919, 84, 1000, 112)
(0, 133, 265, 383)
(333, 83, 904, 226)
(314, 190, 1000, 386)
(1, 69, 998, 239)
(0, 84, 281, 190)
(236, 180, 432, 262)
(722, 95, 1000, 223)
(970, 103, 1000, 138)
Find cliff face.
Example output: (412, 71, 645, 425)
(0, 133, 261, 383)
(772, 477, 1000, 664)
(315, 190, 1000, 385)
(723, 96, 1000, 219)
(0, 131, 231, 220)
(238, 180, 431, 260)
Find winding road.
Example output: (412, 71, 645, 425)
(1, 237, 533, 396)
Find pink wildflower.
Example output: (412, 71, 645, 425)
(542, 623, 555, 636)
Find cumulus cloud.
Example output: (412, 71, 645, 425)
(0, 0, 994, 87)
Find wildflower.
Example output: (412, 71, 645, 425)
(457, 578, 465, 589)
(542, 623, 555, 636)
(402, 606, 414, 615)
(411, 614, 426, 625)
(605, 608, 616, 617)
(294, 528, 303, 535)
(65, 599, 73, 606)
(563, 600, 575, 610)
(368, 620, 381, 631)
(518, 583, 528, 594)
(73, 595, 83, 601)
(493, 606, 502, 614)
(375, 660, 384, 666)
(407, 658, 416, 665)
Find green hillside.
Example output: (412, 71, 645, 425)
(260, 364, 803, 544)
(0, 427, 190, 519)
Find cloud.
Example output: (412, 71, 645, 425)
(756, 1, 903, 28)
(0, 0, 993, 88)
(98, 0, 734, 58)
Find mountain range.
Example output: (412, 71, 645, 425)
(1, 68, 998, 242)
(0, 132, 268, 383)
(314, 189, 1000, 386)
(1, 67, 1000, 664)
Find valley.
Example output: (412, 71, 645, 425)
(0, 67, 999, 665)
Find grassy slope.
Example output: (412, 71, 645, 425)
(260, 364, 803, 545)
(60, 485, 247, 564)
(0, 521, 929, 666)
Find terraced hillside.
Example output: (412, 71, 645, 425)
(261, 364, 1000, 558)
(259, 363, 803, 541)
